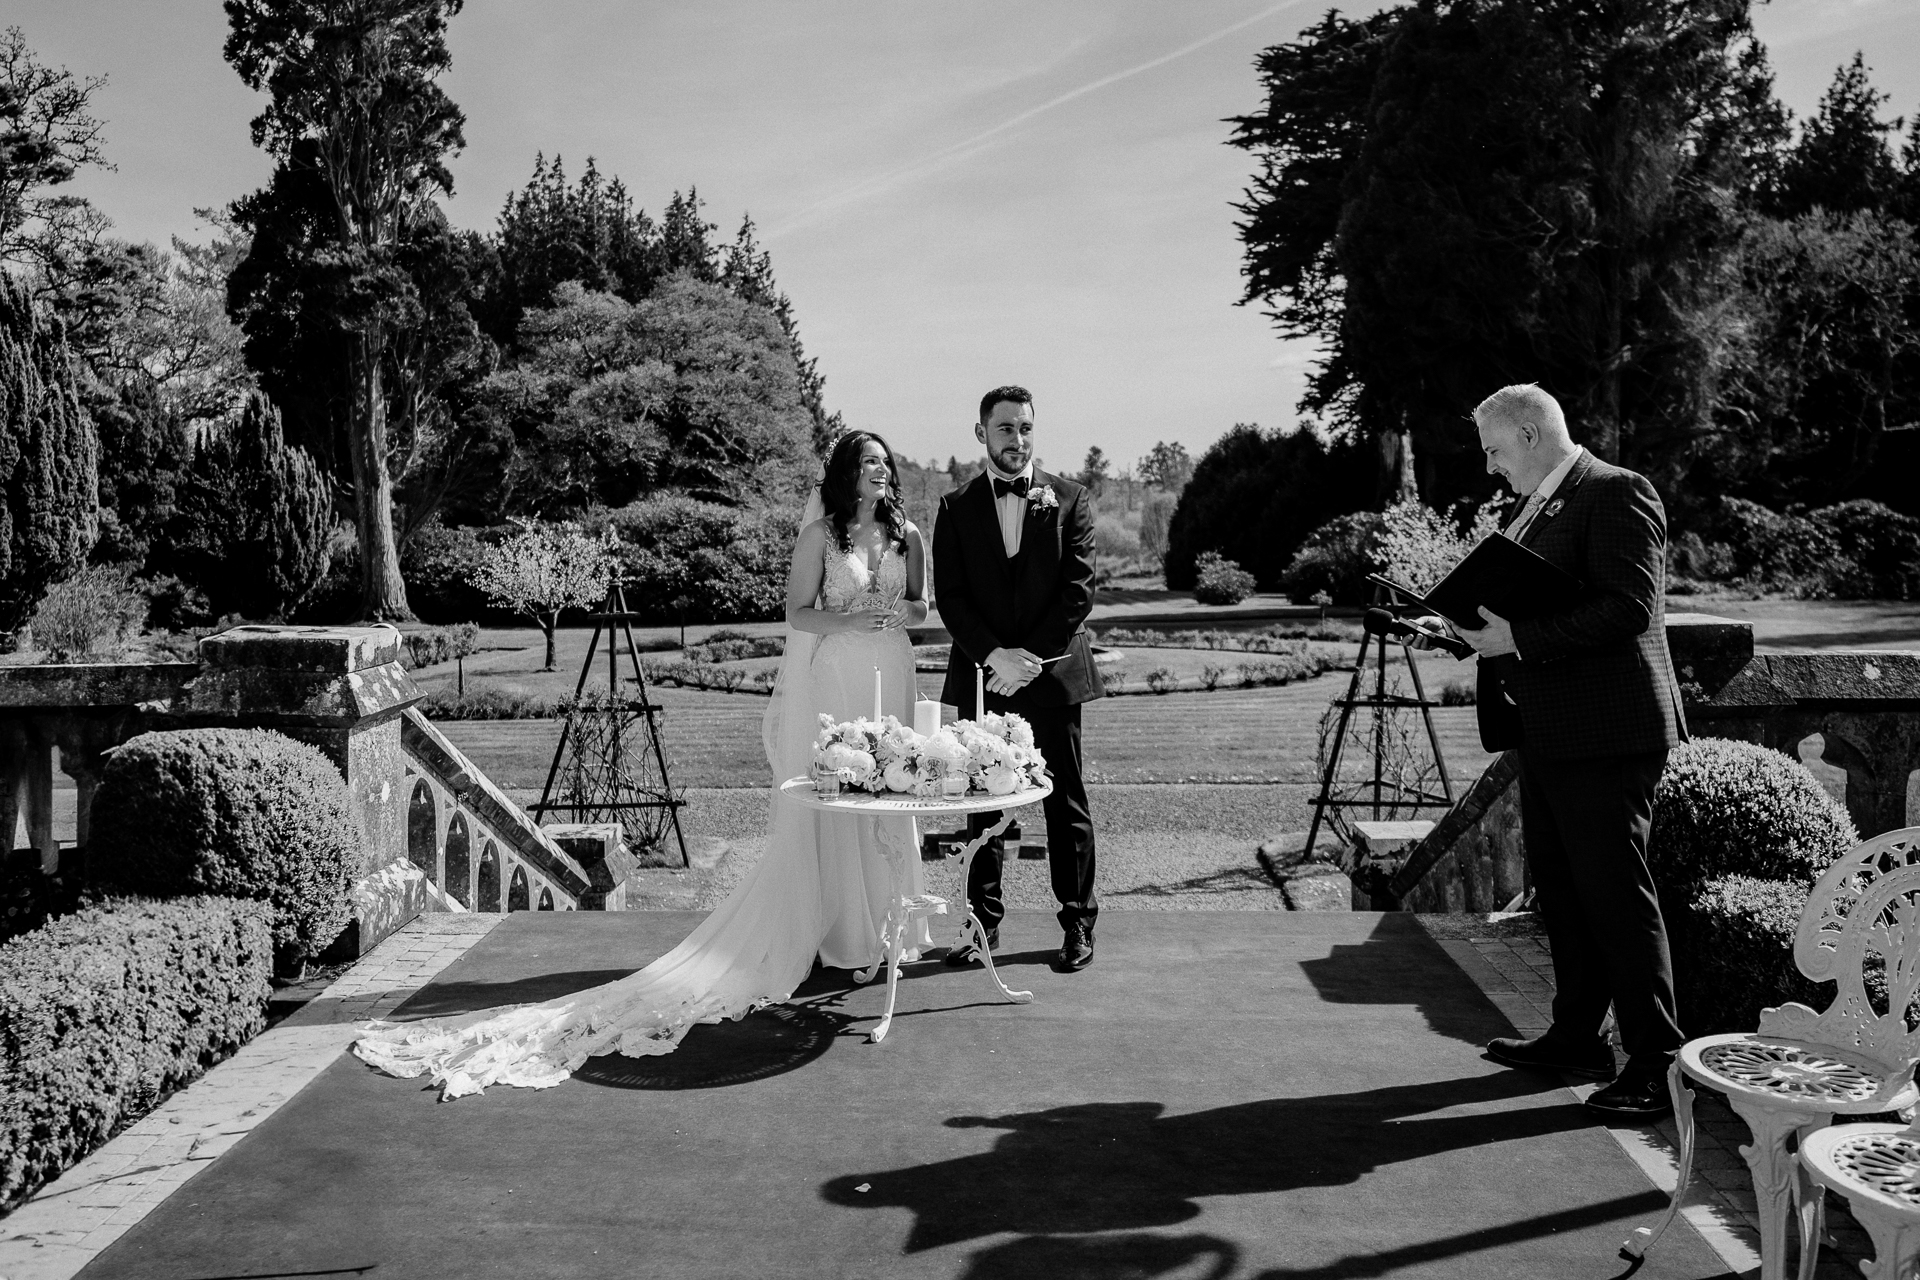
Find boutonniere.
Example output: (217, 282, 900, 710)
(1028, 484, 1059, 513)
(1543, 498, 1565, 519)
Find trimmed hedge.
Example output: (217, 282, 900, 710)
(89, 729, 363, 965)
(1678, 875, 1829, 1036)
(0, 896, 272, 1209)
(1648, 737, 1856, 902)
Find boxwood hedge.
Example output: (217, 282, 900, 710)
(88, 728, 362, 966)
(0, 896, 271, 1209)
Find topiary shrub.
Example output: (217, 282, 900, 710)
(1650, 737, 1857, 1035)
(88, 729, 363, 968)
(1192, 551, 1256, 606)
(0, 895, 271, 1209)
(1680, 875, 1829, 1036)
(1649, 737, 1856, 902)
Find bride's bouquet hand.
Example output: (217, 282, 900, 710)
(878, 601, 916, 631)
(844, 608, 894, 635)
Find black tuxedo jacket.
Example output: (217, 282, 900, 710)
(932, 469, 1102, 709)
(1475, 452, 1688, 760)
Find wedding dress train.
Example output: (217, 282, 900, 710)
(352, 538, 931, 1098)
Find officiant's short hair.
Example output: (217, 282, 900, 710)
(1475, 383, 1567, 441)
(979, 385, 1033, 424)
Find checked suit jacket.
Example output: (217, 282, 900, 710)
(931, 468, 1103, 709)
(1475, 451, 1688, 761)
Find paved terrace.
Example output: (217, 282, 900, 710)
(3, 906, 1871, 1280)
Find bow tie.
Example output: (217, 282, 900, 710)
(992, 476, 1030, 499)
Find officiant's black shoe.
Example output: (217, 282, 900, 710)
(1485, 1033, 1615, 1080)
(1585, 1059, 1675, 1119)
(1054, 923, 1094, 972)
(944, 929, 998, 967)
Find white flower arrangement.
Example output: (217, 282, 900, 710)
(809, 711, 1048, 798)
(1028, 484, 1059, 512)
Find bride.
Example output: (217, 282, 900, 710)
(353, 431, 935, 1098)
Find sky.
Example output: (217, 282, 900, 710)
(12, 0, 1920, 475)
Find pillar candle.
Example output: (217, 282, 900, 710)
(873, 666, 883, 723)
(975, 663, 985, 723)
(913, 699, 940, 739)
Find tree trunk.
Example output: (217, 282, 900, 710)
(349, 331, 413, 621)
(541, 613, 558, 672)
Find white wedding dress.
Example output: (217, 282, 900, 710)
(352, 532, 931, 1099)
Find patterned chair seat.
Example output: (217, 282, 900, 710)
(1801, 1122, 1920, 1280)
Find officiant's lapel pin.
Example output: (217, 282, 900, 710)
(1544, 498, 1565, 519)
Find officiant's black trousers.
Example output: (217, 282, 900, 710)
(1518, 747, 1683, 1066)
(964, 699, 1098, 934)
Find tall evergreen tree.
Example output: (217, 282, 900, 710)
(1772, 53, 1904, 219)
(1231, 0, 1784, 501)
(224, 0, 468, 621)
(157, 392, 332, 620)
(721, 214, 843, 456)
(0, 273, 97, 636)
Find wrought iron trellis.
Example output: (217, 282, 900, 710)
(531, 584, 689, 867)
(1302, 585, 1458, 861)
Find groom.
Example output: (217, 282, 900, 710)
(933, 385, 1102, 972)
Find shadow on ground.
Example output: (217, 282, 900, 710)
(823, 1072, 1599, 1255)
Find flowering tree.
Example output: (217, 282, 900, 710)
(470, 520, 619, 671)
(1372, 497, 1509, 596)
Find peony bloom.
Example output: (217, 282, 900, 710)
(984, 764, 1019, 795)
(882, 760, 916, 792)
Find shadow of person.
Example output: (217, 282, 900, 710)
(1296, 914, 1500, 1046)
(821, 1072, 1583, 1255)
(956, 1231, 1240, 1280)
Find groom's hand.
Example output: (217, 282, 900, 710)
(986, 647, 1042, 696)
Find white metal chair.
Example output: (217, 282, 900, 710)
(1624, 827, 1920, 1280)
(1800, 1120, 1920, 1280)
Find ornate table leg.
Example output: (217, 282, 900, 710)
(949, 810, 1034, 1005)
(858, 817, 915, 1043)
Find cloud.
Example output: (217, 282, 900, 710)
(768, 0, 1307, 239)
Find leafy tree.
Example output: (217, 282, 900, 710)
(155, 392, 333, 620)
(0, 273, 97, 638)
(224, 0, 469, 621)
(1230, 0, 1784, 500)
(0, 26, 110, 276)
(1076, 446, 1110, 499)
(1137, 440, 1193, 492)
(1713, 210, 1920, 506)
(607, 495, 800, 626)
(721, 214, 842, 456)
(479, 274, 814, 512)
(1163, 424, 1372, 590)
(469, 518, 619, 670)
(1772, 53, 1904, 219)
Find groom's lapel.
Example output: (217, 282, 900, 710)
(968, 474, 1016, 592)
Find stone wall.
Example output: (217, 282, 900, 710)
(0, 626, 629, 957)
(1386, 614, 1920, 910)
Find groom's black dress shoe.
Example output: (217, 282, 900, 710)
(1485, 1033, 1615, 1080)
(1586, 1060, 1675, 1119)
(944, 929, 998, 967)
(1053, 923, 1094, 972)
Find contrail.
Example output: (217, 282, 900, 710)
(768, 0, 1306, 238)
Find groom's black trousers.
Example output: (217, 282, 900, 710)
(963, 696, 1098, 934)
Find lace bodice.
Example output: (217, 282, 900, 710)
(822, 537, 907, 614)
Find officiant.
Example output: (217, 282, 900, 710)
(1458, 384, 1690, 1120)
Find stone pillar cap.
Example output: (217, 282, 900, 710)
(199, 625, 404, 674)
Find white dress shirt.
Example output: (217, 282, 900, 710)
(983, 460, 1033, 558)
(1505, 447, 1585, 542)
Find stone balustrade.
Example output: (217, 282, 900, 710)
(0, 625, 629, 956)
(1378, 614, 1920, 911)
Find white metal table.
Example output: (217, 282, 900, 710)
(779, 776, 1052, 1043)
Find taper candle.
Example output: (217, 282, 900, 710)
(975, 663, 985, 723)
(913, 698, 940, 739)
(872, 666, 883, 722)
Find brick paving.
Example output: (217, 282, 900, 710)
(0, 913, 503, 1280)
(1419, 914, 1878, 1280)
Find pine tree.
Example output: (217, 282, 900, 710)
(1773, 53, 1903, 218)
(722, 214, 842, 456)
(0, 274, 98, 638)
